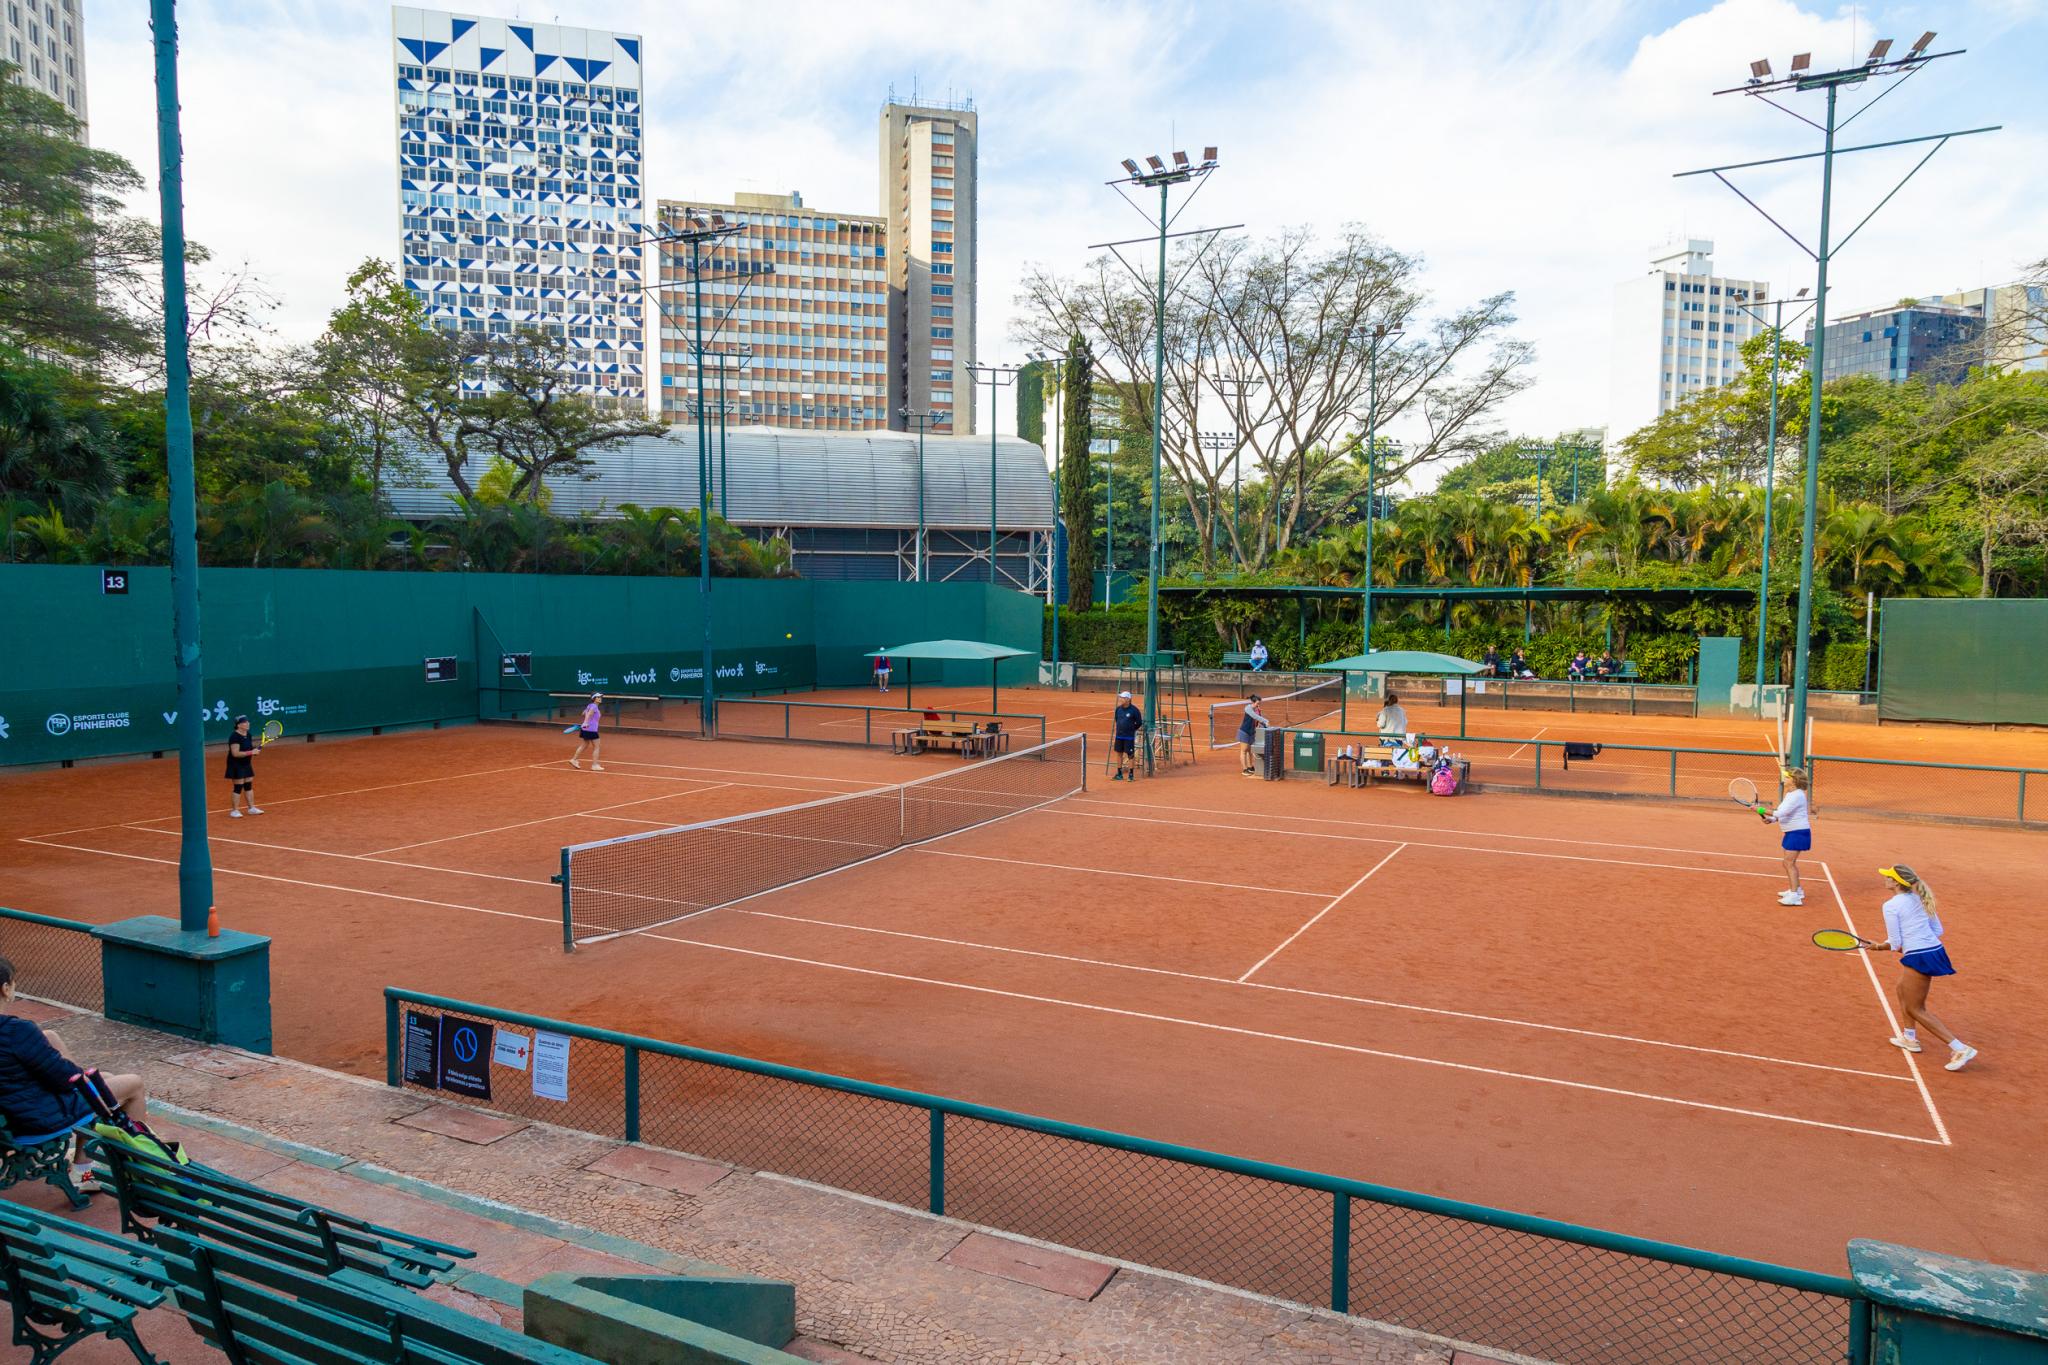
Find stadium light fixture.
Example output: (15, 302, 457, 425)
(1867, 39, 1892, 63)
(1121, 158, 1141, 176)
(1145, 155, 1166, 172)
(1749, 58, 1772, 80)
(1910, 31, 1936, 56)
(1790, 52, 1811, 73)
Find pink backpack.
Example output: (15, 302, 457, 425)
(1429, 763, 1459, 796)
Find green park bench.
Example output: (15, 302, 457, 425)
(1, 1115, 94, 1210)
(151, 1225, 605, 1365)
(1220, 652, 1254, 668)
(0, 1202, 175, 1365)
(90, 1139, 474, 1290)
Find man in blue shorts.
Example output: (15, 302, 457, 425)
(1111, 690, 1145, 781)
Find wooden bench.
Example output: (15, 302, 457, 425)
(0, 1201, 174, 1365)
(892, 719, 991, 758)
(149, 1225, 602, 1365)
(2, 1115, 94, 1211)
(91, 1139, 474, 1290)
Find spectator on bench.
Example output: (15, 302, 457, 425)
(1375, 692, 1408, 749)
(1510, 648, 1537, 679)
(1568, 650, 1593, 680)
(1481, 645, 1507, 678)
(0, 955, 150, 1190)
(1248, 639, 1270, 671)
(1597, 650, 1622, 678)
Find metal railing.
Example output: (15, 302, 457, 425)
(0, 908, 103, 1012)
(715, 698, 1047, 751)
(384, 988, 1864, 1364)
(1280, 729, 2048, 828)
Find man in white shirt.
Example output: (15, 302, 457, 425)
(1248, 640, 1269, 671)
(1375, 693, 1407, 749)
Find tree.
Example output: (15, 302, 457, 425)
(0, 67, 161, 362)
(1014, 225, 1533, 570)
(1057, 335, 1096, 610)
(456, 329, 665, 503)
(0, 356, 124, 518)
(1434, 435, 1606, 508)
(1016, 359, 1046, 446)
(314, 259, 437, 501)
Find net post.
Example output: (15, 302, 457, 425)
(1534, 742, 1543, 788)
(927, 1108, 946, 1215)
(558, 848, 574, 953)
(623, 1046, 641, 1143)
(1330, 1191, 1351, 1313)
(1669, 749, 1678, 798)
(2021, 770, 2030, 824)
(784, 705, 791, 741)
(865, 710, 872, 745)
(1081, 733, 1088, 791)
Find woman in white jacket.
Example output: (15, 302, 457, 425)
(1875, 865, 1977, 1072)
(1762, 767, 1812, 906)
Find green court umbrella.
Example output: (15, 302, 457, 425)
(866, 640, 1030, 713)
(1313, 650, 1487, 736)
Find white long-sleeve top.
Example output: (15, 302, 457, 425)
(1882, 892, 1945, 955)
(1772, 788, 1811, 831)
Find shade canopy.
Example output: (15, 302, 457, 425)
(1313, 651, 1486, 675)
(865, 640, 1030, 662)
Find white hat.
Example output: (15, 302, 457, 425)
(1118, 690, 1132, 699)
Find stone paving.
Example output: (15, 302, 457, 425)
(3, 1005, 1515, 1364)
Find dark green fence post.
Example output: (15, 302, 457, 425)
(1331, 1191, 1350, 1313)
(1669, 749, 1678, 797)
(928, 1109, 946, 1215)
(865, 710, 872, 745)
(624, 1046, 641, 1143)
(384, 993, 400, 1087)
(1534, 743, 1543, 788)
(784, 705, 791, 741)
(2018, 770, 2028, 825)
(1848, 1294, 1870, 1363)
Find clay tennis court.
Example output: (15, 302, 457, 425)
(4, 699, 2045, 1284)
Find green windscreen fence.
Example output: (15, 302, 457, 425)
(0, 567, 1043, 766)
(1879, 599, 2048, 725)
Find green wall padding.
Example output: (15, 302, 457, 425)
(1879, 599, 2048, 725)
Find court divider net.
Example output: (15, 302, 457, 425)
(559, 732, 1088, 947)
(1207, 676, 1343, 748)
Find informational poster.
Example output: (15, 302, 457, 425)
(493, 1029, 531, 1072)
(437, 1019, 494, 1101)
(423, 656, 459, 683)
(402, 1011, 440, 1088)
(1472, 680, 1487, 694)
(532, 1030, 570, 1103)
(1445, 679, 1463, 696)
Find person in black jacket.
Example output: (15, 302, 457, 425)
(0, 956, 149, 1150)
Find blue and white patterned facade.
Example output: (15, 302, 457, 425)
(391, 7, 646, 407)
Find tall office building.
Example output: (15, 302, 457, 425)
(4, 0, 87, 136)
(1608, 239, 1768, 445)
(881, 99, 977, 435)
(1804, 302, 1983, 386)
(1936, 283, 2048, 373)
(391, 8, 646, 407)
(654, 191, 888, 430)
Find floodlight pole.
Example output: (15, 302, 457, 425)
(1679, 40, 1994, 765)
(1734, 292, 1810, 697)
(151, 0, 213, 932)
(1358, 324, 1400, 653)
(902, 408, 938, 581)
(1198, 432, 1234, 566)
(967, 363, 1022, 586)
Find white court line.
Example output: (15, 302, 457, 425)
(917, 848, 1327, 899)
(1046, 808, 1787, 879)
(1065, 796, 1785, 862)
(1501, 726, 1549, 760)
(107, 826, 559, 890)
(528, 765, 880, 800)
(729, 907, 1907, 1082)
(1238, 845, 1407, 982)
(635, 929, 1944, 1145)
(1819, 862, 1952, 1146)
(552, 757, 879, 787)
(17, 838, 562, 927)
(362, 782, 729, 855)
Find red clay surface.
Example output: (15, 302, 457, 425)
(4, 691, 2045, 1286)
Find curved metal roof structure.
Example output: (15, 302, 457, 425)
(386, 425, 1055, 532)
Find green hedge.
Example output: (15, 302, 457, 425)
(1818, 641, 1870, 692)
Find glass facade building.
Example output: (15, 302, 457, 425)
(1806, 305, 1984, 386)
(655, 192, 888, 430)
(390, 7, 646, 406)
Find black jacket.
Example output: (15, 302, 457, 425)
(0, 1014, 89, 1137)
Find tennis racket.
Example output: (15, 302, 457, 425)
(561, 725, 580, 735)
(1728, 777, 1769, 820)
(259, 719, 284, 747)
(1812, 929, 1877, 952)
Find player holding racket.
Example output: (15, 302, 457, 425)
(1236, 695, 1267, 776)
(1868, 865, 1976, 1070)
(1763, 767, 1811, 905)
(225, 715, 263, 817)
(569, 693, 605, 771)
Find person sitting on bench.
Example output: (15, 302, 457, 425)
(1248, 639, 1269, 671)
(1568, 651, 1593, 680)
(1375, 693, 1408, 749)
(1481, 646, 1507, 678)
(1597, 650, 1622, 678)
(1, 956, 150, 1190)
(1509, 648, 1537, 679)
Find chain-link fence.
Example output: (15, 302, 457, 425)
(384, 989, 1862, 1363)
(1810, 755, 2046, 827)
(0, 908, 103, 1012)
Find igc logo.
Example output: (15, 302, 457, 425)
(45, 713, 72, 736)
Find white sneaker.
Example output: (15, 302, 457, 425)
(247, 806, 263, 815)
(1778, 890, 1804, 905)
(591, 763, 604, 772)
(229, 809, 244, 819)
(1889, 1034, 1922, 1053)
(1945, 1045, 1978, 1072)
(569, 758, 581, 769)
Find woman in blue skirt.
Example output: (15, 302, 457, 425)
(1876, 864, 1977, 1072)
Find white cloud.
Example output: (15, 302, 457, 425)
(79, 0, 2044, 478)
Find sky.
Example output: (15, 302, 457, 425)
(80, 0, 2048, 488)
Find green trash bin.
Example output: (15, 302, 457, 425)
(1292, 730, 1325, 773)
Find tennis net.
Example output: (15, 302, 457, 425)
(560, 732, 1088, 946)
(1207, 677, 1343, 748)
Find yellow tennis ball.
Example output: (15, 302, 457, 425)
(785, 632, 793, 639)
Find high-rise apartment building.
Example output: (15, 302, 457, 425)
(654, 191, 888, 430)
(881, 99, 977, 435)
(1608, 239, 1768, 444)
(390, 8, 646, 406)
(4, 0, 87, 135)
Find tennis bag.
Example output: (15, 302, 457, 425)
(73, 1068, 189, 1169)
(1429, 760, 1460, 796)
